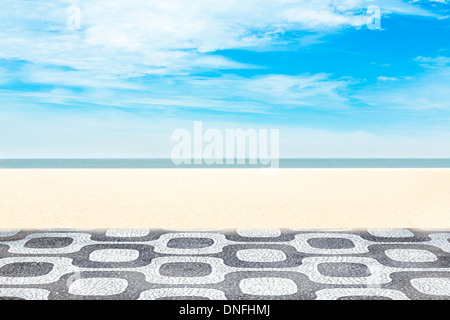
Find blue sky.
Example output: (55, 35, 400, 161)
(0, 0, 449, 158)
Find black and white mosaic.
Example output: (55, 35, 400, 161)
(0, 229, 449, 300)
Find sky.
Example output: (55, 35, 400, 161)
(0, 0, 450, 158)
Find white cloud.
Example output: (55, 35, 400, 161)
(0, 72, 351, 113)
(375, 0, 441, 17)
(0, 0, 445, 115)
(0, 0, 441, 79)
(414, 56, 450, 66)
(357, 58, 450, 110)
(0, 1, 448, 158)
(377, 76, 399, 81)
(418, 0, 449, 3)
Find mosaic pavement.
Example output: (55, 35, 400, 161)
(0, 229, 449, 300)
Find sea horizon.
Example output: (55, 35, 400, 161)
(1, 158, 450, 168)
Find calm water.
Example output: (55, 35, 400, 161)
(1, 159, 450, 168)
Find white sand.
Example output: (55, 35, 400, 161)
(0, 169, 449, 230)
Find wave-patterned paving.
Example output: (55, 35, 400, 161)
(0, 229, 449, 300)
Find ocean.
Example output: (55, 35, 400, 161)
(1, 159, 450, 168)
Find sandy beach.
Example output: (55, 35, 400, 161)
(0, 169, 449, 230)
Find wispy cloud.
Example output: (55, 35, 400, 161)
(357, 56, 450, 110)
(0, 72, 352, 114)
(0, 0, 443, 77)
(0, 0, 449, 157)
(414, 55, 450, 66)
(377, 76, 399, 81)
